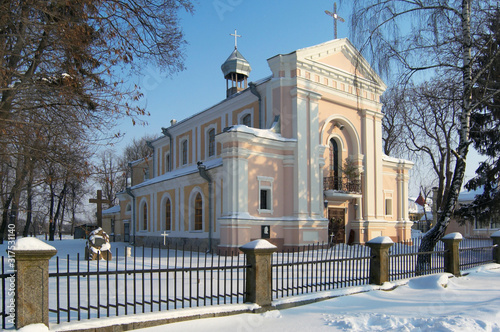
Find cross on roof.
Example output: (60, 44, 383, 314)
(89, 190, 111, 228)
(325, 2, 345, 39)
(230, 29, 241, 49)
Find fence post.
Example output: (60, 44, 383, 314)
(366, 236, 393, 285)
(441, 232, 462, 277)
(491, 231, 500, 264)
(12, 238, 57, 329)
(239, 239, 277, 309)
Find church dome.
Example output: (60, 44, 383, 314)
(221, 48, 252, 98)
(221, 48, 252, 80)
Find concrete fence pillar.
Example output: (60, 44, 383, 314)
(491, 230, 500, 264)
(441, 232, 462, 277)
(12, 238, 57, 329)
(366, 236, 394, 285)
(239, 239, 277, 309)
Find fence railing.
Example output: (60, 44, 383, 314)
(459, 237, 495, 270)
(2, 232, 499, 330)
(48, 245, 248, 325)
(323, 176, 361, 193)
(0, 257, 14, 330)
(389, 239, 446, 281)
(272, 243, 371, 300)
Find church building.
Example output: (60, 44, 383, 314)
(103, 38, 414, 254)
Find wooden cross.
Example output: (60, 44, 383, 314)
(230, 29, 241, 49)
(89, 190, 111, 228)
(325, 2, 345, 39)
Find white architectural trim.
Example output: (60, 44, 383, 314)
(320, 115, 360, 154)
(384, 190, 394, 217)
(257, 176, 274, 215)
(237, 108, 254, 127)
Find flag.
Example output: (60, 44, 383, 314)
(415, 193, 425, 206)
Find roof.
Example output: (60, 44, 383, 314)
(103, 205, 120, 215)
(130, 157, 223, 190)
(221, 48, 252, 78)
(458, 186, 484, 202)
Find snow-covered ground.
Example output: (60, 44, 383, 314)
(5, 238, 500, 331)
(134, 265, 500, 332)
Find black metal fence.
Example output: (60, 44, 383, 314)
(323, 176, 361, 193)
(1, 236, 497, 330)
(459, 237, 496, 270)
(272, 243, 371, 300)
(389, 238, 446, 281)
(48, 245, 248, 325)
(1, 256, 15, 330)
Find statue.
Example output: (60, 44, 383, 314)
(85, 227, 112, 260)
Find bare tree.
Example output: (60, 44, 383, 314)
(405, 79, 461, 210)
(96, 150, 121, 207)
(348, 0, 500, 273)
(381, 86, 407, 156)
(0, 0, 192, 240)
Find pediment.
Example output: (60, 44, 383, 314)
(296, 38, 385, 89)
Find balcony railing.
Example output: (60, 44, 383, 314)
(323, 176, 361, 193)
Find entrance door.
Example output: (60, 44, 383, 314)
(328, 208, 345, 244)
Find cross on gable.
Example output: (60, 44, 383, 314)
(325, 2, 345, 39)
(230, 29, 241, 49)
(89, 190, 111, 228)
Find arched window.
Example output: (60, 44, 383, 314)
(242, 114, 251, 127)
(165, 198, 171, 231)
(208, 128, 215, 157)
(181, 140, 188, 165)
(141, 201, 148, 231)
(329, 138, 340, 190)
(194, 193, 203, 231)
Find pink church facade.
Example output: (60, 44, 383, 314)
(106, 38, 414, 254)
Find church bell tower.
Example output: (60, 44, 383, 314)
(221, 30, 251, 98)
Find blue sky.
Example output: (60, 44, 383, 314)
(114, 0, 352, 149)
(110, 0, 482, 194)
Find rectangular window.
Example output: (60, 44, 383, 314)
(182, 140, 188, 165)
(208, 129, 215, 157)
(260, 189, 268, 210)
(258, 176, 274, 214)
(385, 198, 393, 216)
(165, 154, 170, 172)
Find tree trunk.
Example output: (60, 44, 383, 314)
(49, 182, 67, 241)
(416, 0, 472, 274)
(0, 164, 28, 243)
(23, 179, 33, 237)
(48, 182, 55, 241)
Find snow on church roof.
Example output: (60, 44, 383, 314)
(131, 157, 224, 190)
(103, 205, 120, 215)
(224, 125, 296, 142)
